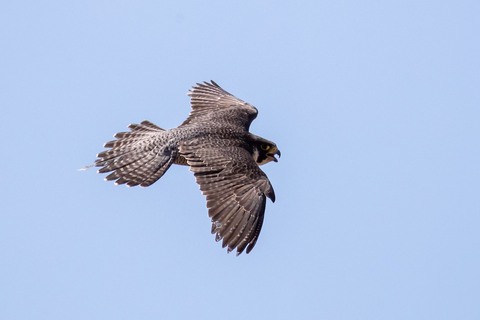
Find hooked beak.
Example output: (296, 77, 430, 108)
(268, 149, 281, 162)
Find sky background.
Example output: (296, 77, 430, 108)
(1, 1, 479, 319)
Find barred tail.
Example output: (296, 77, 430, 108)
(95, 120, 175, 187)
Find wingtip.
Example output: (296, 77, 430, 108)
(267, 190, 276, 203)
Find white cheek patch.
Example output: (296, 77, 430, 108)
(252, 148, 260, 162)
(252, 147, 273, 166)
(257, 158, 272, 166)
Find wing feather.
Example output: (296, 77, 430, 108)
(180, 140, 275, 255)
(182, 81, 258, 129)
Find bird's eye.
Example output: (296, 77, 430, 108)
(261, 144, 270, 151)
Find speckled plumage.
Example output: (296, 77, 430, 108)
(95, 81, 280, 255)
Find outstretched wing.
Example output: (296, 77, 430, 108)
(180, 140, 275, 256)
(182, 81, 258, 130)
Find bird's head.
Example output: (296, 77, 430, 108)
(252, 138, 281, 165)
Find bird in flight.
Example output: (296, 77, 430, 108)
(93, 81, 280, 255)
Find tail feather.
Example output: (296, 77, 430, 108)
(137, 156, 175, 187)
(132, 120, 165, 131)
(99, 120, 166, 155)
(95, 120, 175, 187)
(97, 149, 150, 173)
(110, 152, 172, 187)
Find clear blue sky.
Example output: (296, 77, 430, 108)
(1, 1, 479, 319)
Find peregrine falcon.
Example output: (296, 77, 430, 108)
(94, 81, 280, 255)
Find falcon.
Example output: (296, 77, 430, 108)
(94, 81, 280, 255)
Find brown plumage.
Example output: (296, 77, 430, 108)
(94, 81, 280, 255)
